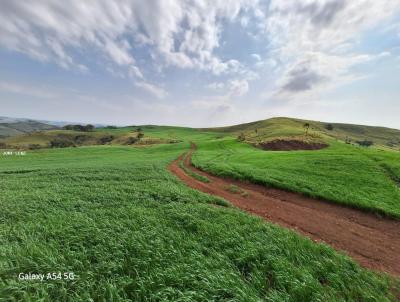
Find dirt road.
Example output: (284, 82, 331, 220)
(168, 147, 400, 276)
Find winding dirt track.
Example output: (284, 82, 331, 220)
(168, 146, 400, 276)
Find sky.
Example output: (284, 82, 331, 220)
(0, 0, 400, 128)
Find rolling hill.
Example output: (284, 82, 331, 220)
(205, 117, 400, 149)
(3, 116, 400, 151)
(0, 116, 57, 138)
(1, 117, 399, 300)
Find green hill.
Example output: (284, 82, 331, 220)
(206, 117, 400, 149)
(0, 120, 57, 138)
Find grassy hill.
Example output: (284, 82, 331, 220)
(206, 117, 400, 150)
(0, 119, 57, 138)
(1, 118, 400, 218)
(0, 125, 222, 149)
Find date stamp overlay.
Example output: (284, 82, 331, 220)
(2, 151, 27, 156)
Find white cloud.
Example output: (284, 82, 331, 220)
(104, 39, 134, 66)
(0, 81, 59, 99)
(0, 0, 399, 121)
(229, 79, 249, 97)
(135, 81, 168, 99)
(207, 82, 225, 90)
(261, 0, 400, 97)
(0, 1, 259, 77)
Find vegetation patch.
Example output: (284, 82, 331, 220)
(193, 138, 400, 219)
(0, 144, 396, 301)
(258, 139, 328, 151)
(179, 153, 210, 183)
(225, 184, 249, 197)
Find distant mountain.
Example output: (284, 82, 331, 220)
(0, 116, 109, 138)
(0, 116, 58, 138)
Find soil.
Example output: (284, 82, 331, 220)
(258, 139, 328, 151)
(168, 145, 400, 276)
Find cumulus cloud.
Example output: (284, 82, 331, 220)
(0, 0, 399, 111)
(0, 0, 258, 77)
(264, 0, 400, 97)
(282, 66, 327, 93)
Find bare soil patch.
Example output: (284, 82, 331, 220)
(258, 139, 328, 151)
(168, 146, 400, 276)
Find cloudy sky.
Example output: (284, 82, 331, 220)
(0, 1, 400, 128)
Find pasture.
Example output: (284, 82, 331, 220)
(0, 143, 397, 301)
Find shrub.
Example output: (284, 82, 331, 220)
(28, 144, 41, 150)
(303, 123, 310, 136)
(126, 137, 139, 145)
(356, 140, 374, 147)
(0, 142, 7, 149)
(74, 135, 92, 144)
(237, 133, 246, 141)
(63, 124, 95, 132)
(50, 138, 75, 148)
(325, 124, 334, 131)
(99, 135, 114, 144)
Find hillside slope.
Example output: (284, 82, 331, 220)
(206, 117, 400, 149)
(0, 118, 57, 138)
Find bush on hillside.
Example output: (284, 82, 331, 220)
(99, 135, 114, 144)
(303, 123, 310, 136)
(237, 133, 246, 142)
(356, 140, 374, 147)
(73, 135, 93, 145)
(325, 124, 334, 131)
(126, 137, 139, 145)
(64, 124, 95, 132)
(50, 138, 75, 148)
(28, 144, 42, 150)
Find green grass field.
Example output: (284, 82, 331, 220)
(1, 143, 398, 301)
(192, 138, 400, 218)
(1, 117, 400, 300)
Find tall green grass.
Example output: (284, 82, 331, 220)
(0, 145, 396, 301)
(192, 138, 400, 218)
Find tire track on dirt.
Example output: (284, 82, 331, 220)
(168, 145, 400, 276)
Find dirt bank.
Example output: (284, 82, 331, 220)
(258, 139, 328, 151)
(168, 146, 400, 276)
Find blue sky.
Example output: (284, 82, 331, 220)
(0, 1, 399, 128)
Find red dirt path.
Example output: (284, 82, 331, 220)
(168, 147, 400, 276)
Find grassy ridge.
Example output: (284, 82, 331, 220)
(0, 125, 222, 149)
(0, 120, 56, 138)
(0, 145, 396, 301)
(205, 117, 400, 149)
(192, 138, 400, 218)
